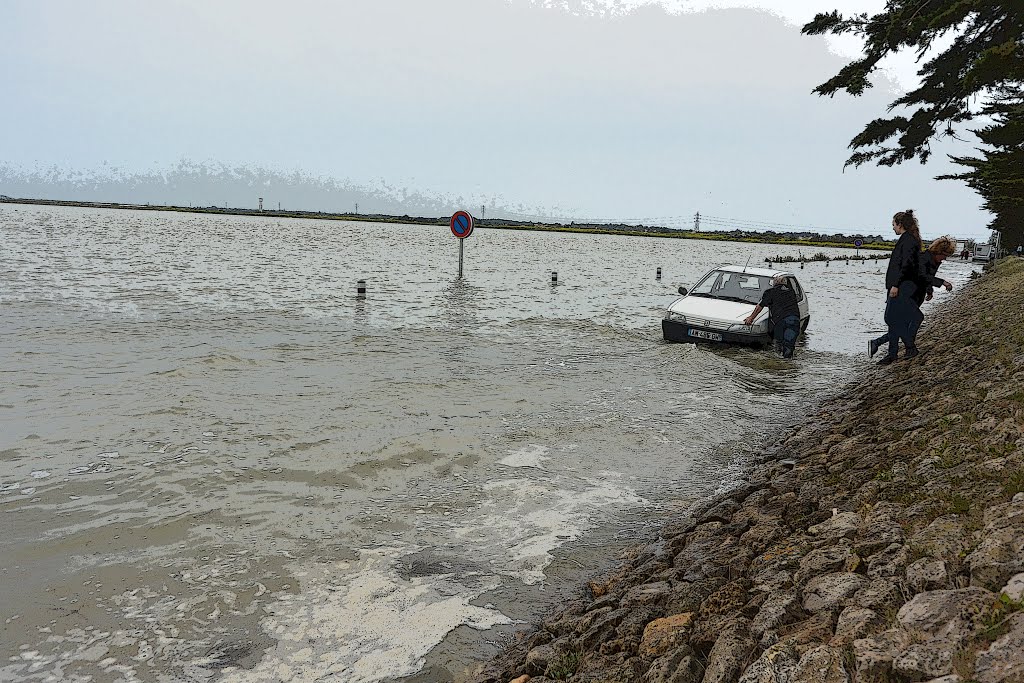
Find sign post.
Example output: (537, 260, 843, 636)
(854, 238, 863, 258)
(449, 210, 474, 277)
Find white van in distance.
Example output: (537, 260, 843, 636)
(973, 244, 995, 262)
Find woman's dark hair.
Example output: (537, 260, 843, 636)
(893, 209, 921, 244)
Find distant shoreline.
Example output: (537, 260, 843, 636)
(0, 196, 893, 251)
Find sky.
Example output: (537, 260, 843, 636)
(0, 0, 992, 238)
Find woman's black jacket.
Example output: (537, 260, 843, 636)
(885, 232, 920, 289)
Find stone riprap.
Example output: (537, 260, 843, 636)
(470, 258, 1024, 683)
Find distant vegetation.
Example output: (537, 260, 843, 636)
(0, 196, 894, 251)
(766, 251, 890, 263)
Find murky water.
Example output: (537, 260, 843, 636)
(0, 205, 979, 682)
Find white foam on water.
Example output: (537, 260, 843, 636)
(221, 547, 511, 683)
(31, 470, 51, 479)
(98, 451, 120, 458)
(498, 444, 550, 469)
(453, 472, 647, 585)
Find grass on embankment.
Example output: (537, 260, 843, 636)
(810, 255, 1024, 542)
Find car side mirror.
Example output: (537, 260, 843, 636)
(678, 286, 688, 296)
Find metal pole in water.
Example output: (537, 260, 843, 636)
(357, 279, 366, 298)
(459, 240, 464, 278)
(656, 267, 662, 279)
(551, 271, 558, 283)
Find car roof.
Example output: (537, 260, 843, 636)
(717, 265, 794, 278)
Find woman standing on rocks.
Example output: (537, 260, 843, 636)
(869, 209, 922, 365)
(904, 235, 956, 354)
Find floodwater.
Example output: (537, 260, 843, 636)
(0, 205, 980, 682)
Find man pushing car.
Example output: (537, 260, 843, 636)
(743, 275, 801, 358)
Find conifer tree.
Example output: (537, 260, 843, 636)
(803, 2, 1023, 249)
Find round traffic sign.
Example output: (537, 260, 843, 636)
(854, 238, 864, 247)
(450, 211, 474, 239)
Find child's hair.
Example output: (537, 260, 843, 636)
(928, 235, 957, 257)
(893, 209, 921, 244)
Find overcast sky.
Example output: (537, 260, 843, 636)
(1, 0, 991, 237)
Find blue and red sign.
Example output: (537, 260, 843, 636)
(854, 238, 864, 247)
(450, 210, 474, 239)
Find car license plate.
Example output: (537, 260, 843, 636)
(688, 329, 723, 341)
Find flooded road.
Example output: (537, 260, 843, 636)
(0, 205, 980, 682)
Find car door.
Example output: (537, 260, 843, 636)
(786, 277, 810, 323)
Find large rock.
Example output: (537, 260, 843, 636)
(690, 614, 736, 650)
(867, 543, 911, 580)
(700, 498, 741, 524)
(808, 512, 862, 541)
(641, 648, 702, 683)
(573, 655, 643, 682)
(738, 641, 799, 683)
(752, 592, 803, 638)
(574, 606, 614, 634)
(617, 607, 664, 653)
(543, 600, 589, 636)
(526, 640, 566, 676)
(588, 593, 621, 612)
(698, 581, 750, 620)
(802, 573, 870, 613)
(852, 578, 903, 611)
(639, 613, 694, 659)
(777, 612, 836, 654)
(742, 522, 787, 554)
(673, 530, 723, 572)
(909, 515, 970, 562)
(752, 541, 806, 576)
(702, 619, 756, 683)
(1000, 572, 1024, 602)
(855, 504, 906, 555)
(893, 639, 955, 680)
(732, 499, 776, 528)
(852, 629, 914, 679)
(791, 645, 851, 683)
(973, 612, 1024, 683)
(896, 588, 997, 643)
(907, 558, 949, 592)
(577, 608, 631, 650)
(794, 545, 858, 584)
(666, 577, 725, 614)
(680, 537, 752, 582)
(967, 497, 1024, 591)
(618, 560, 673, 594)
(831, 606, 883, 644)
(622, 581, 672, 609)
(752, 569, 793, 594)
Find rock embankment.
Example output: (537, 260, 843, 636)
(471, 258, 1024, 683)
